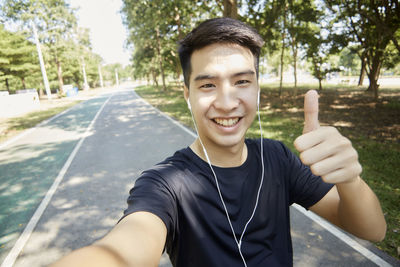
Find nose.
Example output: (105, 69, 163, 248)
(213, 82, 239, 112)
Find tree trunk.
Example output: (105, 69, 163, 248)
(21, 77, 26, 89)
(288, 4, 297, 96)
(279, 42, 284, 97)
(291, 41, 298, 96)
(358, 53, 366, 86)
(223, 0, 238, 19)
(5, 78, 10, 94)
(318, 78, 322, 91)
(39, 82, 44, 97)
(151, 68, 159, 88)
(279, 1, 287, 98)
(175, 6, 183, 83)
(366, 52, 382, 100)
(155, 27, 167, 91)
(56, 55, 64, 94)
(390, 36, 400, 54)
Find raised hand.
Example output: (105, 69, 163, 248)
(294, 90, 362, 184)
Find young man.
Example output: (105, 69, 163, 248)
(53, 18, 386, 267)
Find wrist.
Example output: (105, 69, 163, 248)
(336, 176, 362, 191)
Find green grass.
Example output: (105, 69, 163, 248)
(134, 84, 399, 260)
(0, 101, 81, 144)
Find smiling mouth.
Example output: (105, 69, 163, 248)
(213, 117, 241, 127)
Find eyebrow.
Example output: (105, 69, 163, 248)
(232, 70, 255, 77)
(194, 74, 215, 81)
(193, 70, 255, 82)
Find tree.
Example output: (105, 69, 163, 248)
(325, 0, 400, 99)
(223, 0, 238, 19)
(121, 0, 220, 90)
(301, 15, 340, 91)
(287, 0, 320, 94)
(243, 0, 292, 94)
(1, 0, 78, 93)
(338, 47, 361, 76)
(0, 25, 38, 93)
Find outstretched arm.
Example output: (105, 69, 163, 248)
(51, 211, 167, 267)
(294, 90, 386, 242)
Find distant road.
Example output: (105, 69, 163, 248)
(0, 86, 398, 267)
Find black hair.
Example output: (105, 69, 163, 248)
(178, 17, 264, 88)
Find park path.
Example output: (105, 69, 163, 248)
(0, 85, 398, 266)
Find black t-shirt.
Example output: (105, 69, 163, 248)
(122, 139, 333, 266)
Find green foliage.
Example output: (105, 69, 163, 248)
(338, 47, 361, 76)
(0, 0, 105, 93)
(324, 0, 400, 95)
(0, 25, 39, 92)
(120, 0, 220, 85)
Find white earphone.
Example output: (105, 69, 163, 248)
(187, 99, 191, 110)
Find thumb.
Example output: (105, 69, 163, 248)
(303, 90, 320, 134)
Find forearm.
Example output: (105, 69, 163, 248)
(336, 176, 386, 242)
(52, 212, 166, 267)
(51, 244, 128, 267)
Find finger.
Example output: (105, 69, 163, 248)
(299, 140, 336, 166)
(298, 128, 349, 164)
(317, 164, 362, 184)
(294, 127, 334, 152)
(303, 90, 320, 134)
(308, 151, 358, 178)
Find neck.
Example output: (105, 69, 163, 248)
(190, 138, 247, 167)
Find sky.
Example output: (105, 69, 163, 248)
(69, 0, 131, 66)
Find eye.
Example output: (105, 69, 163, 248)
(199, 83, 215, 89)
(235, 80, 251, 86)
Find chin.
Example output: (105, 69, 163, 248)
(212, 134, 246, 148)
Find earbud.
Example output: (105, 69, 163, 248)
(257, 89, 260, 108)
(187, 99, 191, 110)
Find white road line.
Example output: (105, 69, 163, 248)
(1, 94, 113, 267)
(131, 90, 196, 138)
(132, 89, 392, 267)
(292, 204, 391, 267)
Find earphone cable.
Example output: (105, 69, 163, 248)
(188, 97, 264, 267)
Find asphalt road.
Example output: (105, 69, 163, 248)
(0, 86, 398, 267)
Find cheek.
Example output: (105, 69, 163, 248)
(194, 95, 215, 113)
(240, 92, 258, 112)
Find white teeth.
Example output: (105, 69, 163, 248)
(214, 118, 239, 126)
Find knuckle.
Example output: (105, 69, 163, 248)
(341, 137, 351, 146)
(355, 162, 362, 176)
(299, 152, 309, 164)
(293, 139, 302, 151)
(310, 164, 321, 176)
(350, 149, 359, 160)
(325, 126, 338, 134)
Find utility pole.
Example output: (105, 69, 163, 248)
(32, 22, 51, 100)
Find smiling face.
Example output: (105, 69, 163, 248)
(184, 43, 259, 153)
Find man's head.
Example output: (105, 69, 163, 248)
(178, 17, 264, 88)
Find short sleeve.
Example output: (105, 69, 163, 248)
(120, 169, 177, 241)
(278, 142, 334, 209)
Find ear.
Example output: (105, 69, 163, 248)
(183, 85, 189, 102)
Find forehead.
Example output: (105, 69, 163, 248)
(190, 43, 255, 81)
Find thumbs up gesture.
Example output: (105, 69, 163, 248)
(294, 90, 362, 184)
